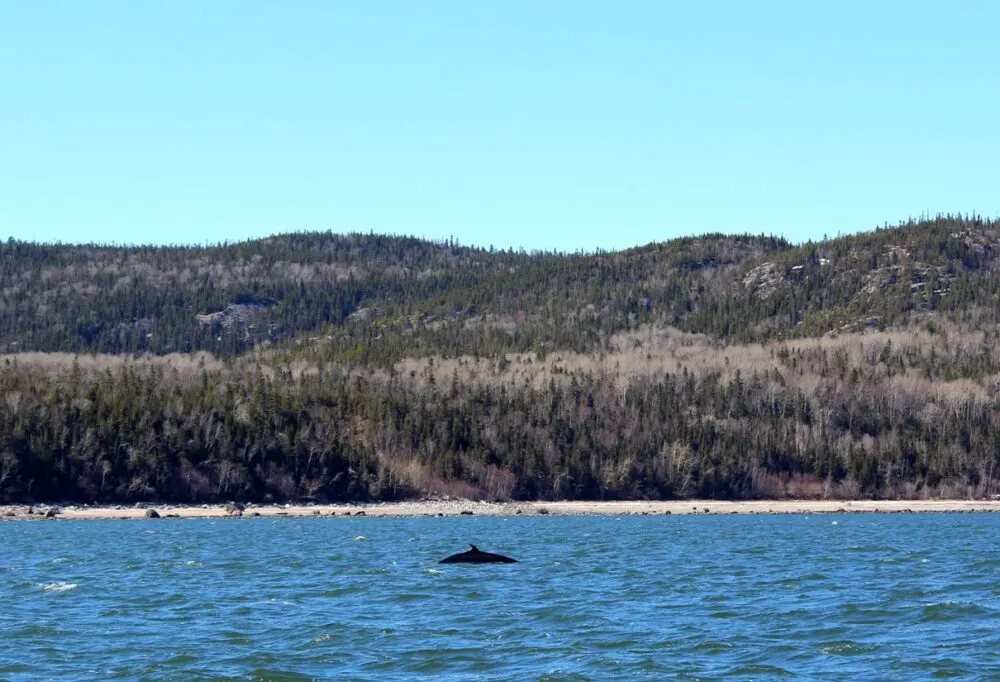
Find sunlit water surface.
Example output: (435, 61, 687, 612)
(3, 513, 1000, 680)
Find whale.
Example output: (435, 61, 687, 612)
(438, 544, 517, 564)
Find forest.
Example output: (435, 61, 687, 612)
(2, 214, 999, 503)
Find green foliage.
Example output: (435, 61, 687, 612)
(3, 216, 999, 364)
(0, 231, 787, 360)
(2, 327, 1000, 504)
(2, 214, 1000, 503)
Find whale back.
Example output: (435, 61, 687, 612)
(439, 545, 517, 564)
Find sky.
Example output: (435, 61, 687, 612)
(1, 1, 998, 252)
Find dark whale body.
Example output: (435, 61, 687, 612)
(439, 544, 517, 564)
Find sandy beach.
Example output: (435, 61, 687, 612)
(3, 498, 1000, 520)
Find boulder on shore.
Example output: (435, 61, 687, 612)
(45, 507, 61, 518)
(144, 509, 161, 519)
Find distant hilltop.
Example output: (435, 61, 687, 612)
(1, 214, 997, 359)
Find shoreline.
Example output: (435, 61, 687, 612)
(3, 498, 1000, 520)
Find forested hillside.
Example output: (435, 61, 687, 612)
(0, 231, 787, 359)
(2, 214, 999, 504)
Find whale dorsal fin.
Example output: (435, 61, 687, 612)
(469, 544, 479, 552)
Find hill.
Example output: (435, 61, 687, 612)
(2, 214, 1000, 504)
(0, 231, 788, 359)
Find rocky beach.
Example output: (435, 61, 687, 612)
(3, 498, 999, 521)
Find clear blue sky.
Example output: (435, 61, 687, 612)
(2, 1, 997, 252)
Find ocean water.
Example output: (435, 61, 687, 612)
(2, 513, 1000, 681)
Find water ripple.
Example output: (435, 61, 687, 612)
(2, 514, 1000, 679)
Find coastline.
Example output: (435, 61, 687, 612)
(3, 498, 1000, 520)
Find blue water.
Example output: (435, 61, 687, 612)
(2, 513, 1000, 681)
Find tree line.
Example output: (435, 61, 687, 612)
(3, 328, 998, 503)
